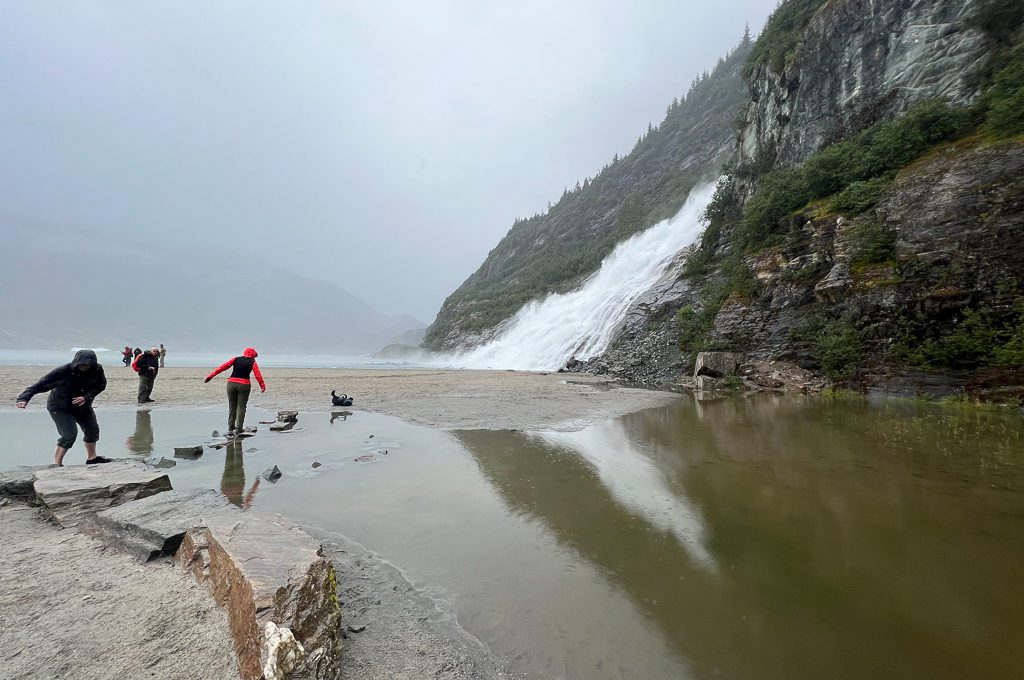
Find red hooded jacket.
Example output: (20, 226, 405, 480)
(205, 347, 266, 391)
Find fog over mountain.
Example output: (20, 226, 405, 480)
(0, 1, 771, 336)
(0, 217, 421, 353)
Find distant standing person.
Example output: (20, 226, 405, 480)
(122, 346, 132, 366)
(133, 346, 160, 404)
(159, 343, 167, 368)
(204, 347, 266, 435)
(15, 349, 112, 466)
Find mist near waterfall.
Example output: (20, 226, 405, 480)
(450, 182, 717, 371)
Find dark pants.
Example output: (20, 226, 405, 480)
(227, 381, 251, 431)
(138, 375, 155, 403)
(49, 408, 99, 449)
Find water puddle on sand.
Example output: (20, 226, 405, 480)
(2, 395, 1023, 680)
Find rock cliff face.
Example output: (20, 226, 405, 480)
(571, 0, 1023, 399)
(430, 0, 1021, 398)
(737, 0, 989, 168)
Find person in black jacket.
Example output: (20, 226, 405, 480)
(16, 349, 112, 466)
(133, 346, 160, 404)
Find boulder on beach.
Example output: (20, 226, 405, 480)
(80, 489, 232, 562)
(32, 461, 172, 528)
(176, 507, 342, 680)
(694, 352, 744, 379)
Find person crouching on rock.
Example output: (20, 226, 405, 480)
(15, 349, 112, 466)
(204, 347, 266, 436)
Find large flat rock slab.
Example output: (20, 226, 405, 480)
(32, 461, 172, 527)
(177, 508, 342, 680)
(0, 465, 51, 504)
(81, 489, 233, 562)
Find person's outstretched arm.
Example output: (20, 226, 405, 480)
(204, 358, 235, 383)
(16, 365, 67, 406)
(252, 362, 266, 392)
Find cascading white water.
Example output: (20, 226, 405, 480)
(452, 181, 717, 371)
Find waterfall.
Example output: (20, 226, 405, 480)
(452, 181, 716, 371)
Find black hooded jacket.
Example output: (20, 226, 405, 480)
(17, 350, 107, 411)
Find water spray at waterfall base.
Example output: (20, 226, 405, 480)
(449, 181, 718, 371)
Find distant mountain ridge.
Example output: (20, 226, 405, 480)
(0, 220, 422, 353)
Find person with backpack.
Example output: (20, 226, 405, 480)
(132, 346, 160, 404)
(15, 349, 112, 466)
(204, 347, 266, 436)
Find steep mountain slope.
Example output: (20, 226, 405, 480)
(0, 220, 421, 353)
(577, 0, 1024, 399)
(423, 36, 754, 350)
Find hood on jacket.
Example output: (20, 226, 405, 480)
(243, 347, 258, 358)
(71, 349, 98, 371)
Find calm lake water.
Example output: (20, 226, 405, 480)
(2, 395, 1022, 680)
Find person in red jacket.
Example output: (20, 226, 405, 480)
(204, 347, 266, 436)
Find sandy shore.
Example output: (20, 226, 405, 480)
(1, 366, 678, 430)
(0, 502, 238, 680)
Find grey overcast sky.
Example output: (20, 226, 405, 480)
(0, 1, 772, 322)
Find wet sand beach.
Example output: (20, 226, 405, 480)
(0, 366, 678, 430)
(0, 365, 676, 680)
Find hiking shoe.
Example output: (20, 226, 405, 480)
(86, 456, 113, 465)
(144, 398, 156, 403)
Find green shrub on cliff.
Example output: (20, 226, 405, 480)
(849, 220, 897, 266)
(816, 321, 865, 380)
(894, 298, 1024, 368)
(743, 0, 830, 77)
(981, 43, 1024, 137)
(739, 100, 971, 250)
(829, 177, 894, 214)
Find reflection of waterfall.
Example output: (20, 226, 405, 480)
(535, 420, 716, 571)
(451, 182, 717, 371)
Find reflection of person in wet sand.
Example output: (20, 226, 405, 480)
(330, 410, 352, 424)
(126, 409, 154, 454)
(220, 439, 260, 510)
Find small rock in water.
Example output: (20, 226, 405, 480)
(270, 421, 297, 432)
(262, 465, 283, 482)
(368, 434, 374, 439)
(173, 446, 203, 459)
(212, 430, 220, 437)
(258, 420, 276, 425)
(346, 624, 366, 634)
(277, 410, 299, 422)
(311, 461, 322, 469)
(354, 454, 375, 463)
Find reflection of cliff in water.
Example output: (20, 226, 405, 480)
(125, 409, 154, 454)
(456, 395, 1024, 680)
(453, 425, 731, 679)
(220, 440, 260, 510)
(534, 421, 715, 570)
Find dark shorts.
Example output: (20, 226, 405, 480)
(49, 407, 100, 449)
